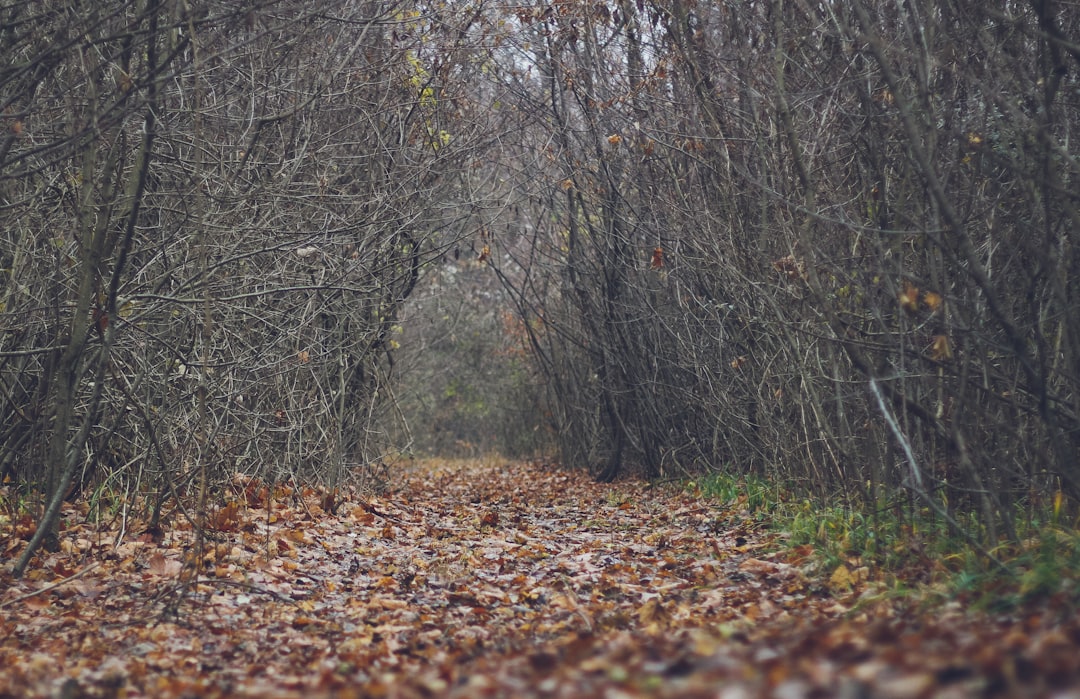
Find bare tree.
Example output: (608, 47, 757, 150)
(1, 0, 493, 575)
(479, 0, 1080, 542)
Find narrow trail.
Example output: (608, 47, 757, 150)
(2, 460, 1078, 698)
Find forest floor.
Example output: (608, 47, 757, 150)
(2, 459, 1080, 699)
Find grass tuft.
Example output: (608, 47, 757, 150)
(691, 470, 1080, 610)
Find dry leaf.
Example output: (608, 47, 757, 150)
(773, 255, 804, 281)
(637, 597, 665, 624)
(898, 280, 920, 313)
(6, 458, 1077, 699)
(829, 564, 854, 594)
(147, 553, 183, 577)
(930, 334, 952, 361)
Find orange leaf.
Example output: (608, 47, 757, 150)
(607, 133, 622, 145)
(930, 334, 952, 361)
(212, 501, 241, 531)
(923, 291, 943, 312)
(349, 506, 375, 524)
(477, 245, 490, 263)
(23, 595, 52, 610)
(650, 247, 663, 269)
(899, 280, 920, 313)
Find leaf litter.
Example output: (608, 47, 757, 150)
(2, 459, 1079, 698)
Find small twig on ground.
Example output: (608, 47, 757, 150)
(0, 562, 103, 609)
(358, 498, 406, 523)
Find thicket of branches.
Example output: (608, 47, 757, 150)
(3, 0, 1078, 570)
(477, 0, 1080, 542)
(0, 0, 490, 572)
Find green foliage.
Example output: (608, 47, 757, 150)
(691, 470, 779, 519)
(695, 474, 1080, 609)
(958, 522, 1080, 612)
(0, 481, 33, 523)
(86, 473, 128, 525)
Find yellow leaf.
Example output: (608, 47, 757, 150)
(930, 335, 952, 361)
(637, 597, 665, 624)
(829, 564, 854, 593)
(898, 280, 919, 313)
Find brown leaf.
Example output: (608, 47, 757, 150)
(773, 255, 805, 281)
(147, 553, 183, 577)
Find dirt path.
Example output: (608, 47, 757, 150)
(2, 460, 1078, 698)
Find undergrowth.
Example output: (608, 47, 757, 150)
(691, 470, 1080, 611)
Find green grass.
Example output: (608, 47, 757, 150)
(690, 470, 1080, 610)
(690, 470, 778, 520)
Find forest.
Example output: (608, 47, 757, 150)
(2, 0, 1080, 696)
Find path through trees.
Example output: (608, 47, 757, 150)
(3, 459, 1077, 697)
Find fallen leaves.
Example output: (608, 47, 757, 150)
(827, 563, 870, 596)
(1, 460, 1079, 698)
